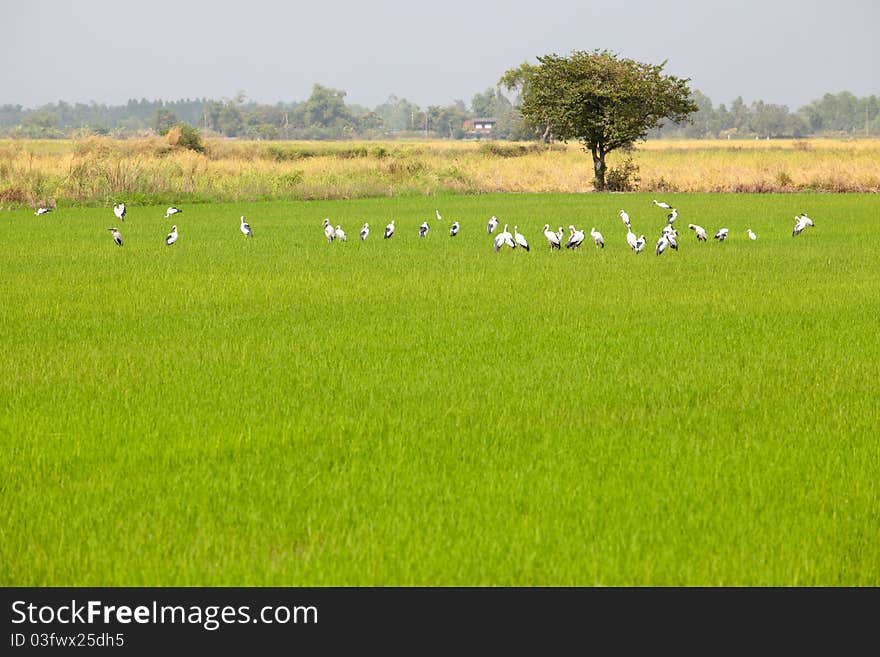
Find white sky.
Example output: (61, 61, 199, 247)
(3, 0, 878, 110)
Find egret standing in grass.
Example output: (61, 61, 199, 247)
(590, 227, 605, 249)
(688, 223, 707, 242)
(450, 221, 460, 237)
(165, 206, 182, 218)
(435, 209, 442, 221)
(799, 212, 814, 227)
(335, 225, 347, 242)
(565, 225, 585, 250)
(501, 224, 516, 249)
(714, 227, 729, 242)
(35, 207, 52, 216)
(556, 226, 564, 243)
(662, 225, 678, 250)
(656, 234, 670, 256)
(419, 221, 430, 238)
(747, 228, 757, 241)
(494, 224, 515, 252)
(543, 224, 560, 250)
(487, 215, 499, 234)
(513, 225, 530, 251)
(634, 235, 647, 253)
(107, 227, 123, 247)
(666, 208, 678, 224)
(626, 228, 639, 252)
(618, 210, 631, 230)
(323, 218, 335, 242)
(384, 220, 395, 239)
(240, 216, 252, 237)
(653, 199, 672, 210)
(113, 202, 126, 222)
(360, 223, 370, 241)
(165, 225, 178, 246)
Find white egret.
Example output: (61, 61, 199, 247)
(494, 224, 515, 251)
(513, 225, 530, 251)
(688, 223, 707, 242)
(565, 225, 585, 249)
(543, 224, 560, 250)
(656, 234, 670, 256)
(626, 228, 639, 251)
(662, 225, 678, 250)
(500, 224, 515, 248)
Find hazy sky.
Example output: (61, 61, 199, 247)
(3, 0, 877, 110)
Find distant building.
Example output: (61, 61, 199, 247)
(463, 117, 497, 138)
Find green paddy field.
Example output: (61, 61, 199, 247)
(1, 192, 877, 585)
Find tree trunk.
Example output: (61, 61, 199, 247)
(591, 146, 606, 191)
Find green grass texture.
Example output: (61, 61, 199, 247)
(1, 192, 878, 585)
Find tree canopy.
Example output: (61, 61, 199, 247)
(501, 50, 698, 190)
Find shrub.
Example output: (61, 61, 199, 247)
(605, 153, 641, 191)
(775, 171, 794, 187)
(166, 124, 205, 153)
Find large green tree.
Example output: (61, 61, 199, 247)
(501, 50, 697, 190)
(295, 84, 356, 129)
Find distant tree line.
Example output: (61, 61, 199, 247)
(1, 86, 877, 141)
(655, 90, 880, 139)
(0, 98, 208, 139)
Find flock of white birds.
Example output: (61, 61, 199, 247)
(31, 200, 817, 254)
(319, 201, 817, 256)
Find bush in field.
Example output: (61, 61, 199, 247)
(606, 152, 641, 191)
(166, 124, 205, 153)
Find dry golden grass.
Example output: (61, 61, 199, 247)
(631, 138, 880, 192)
(1, 136, 878, 207)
